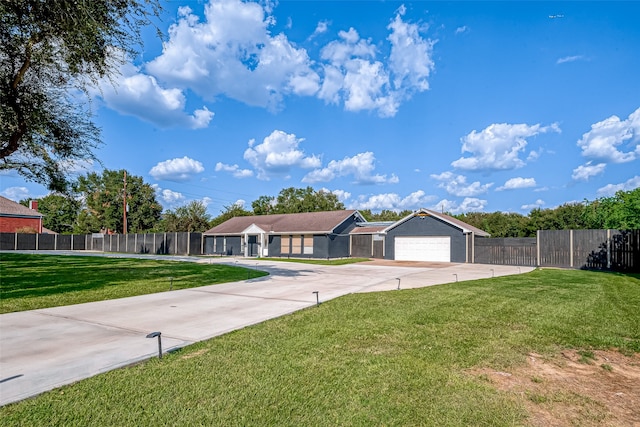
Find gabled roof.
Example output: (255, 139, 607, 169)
(350, 225, 389, 234)
(384, 208, 490, 237)
(204, 210, 364, 235)
(0, 196, 43, 218)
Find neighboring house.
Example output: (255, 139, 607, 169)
(204, 208, 489, 262)
(203, 210, 366, 258)
(0, 196, 43, 233)
(351, 208, 490, 263)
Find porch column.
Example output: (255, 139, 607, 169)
(244, 233, 249, 257)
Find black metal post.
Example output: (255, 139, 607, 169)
(312, 291, 319, 307)
(146, 332, 162, 359)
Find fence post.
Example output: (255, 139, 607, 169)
(607, 229, 611, 270)
(569, 229, 574, 268)
(472, 232, 477, 263)
(536, 230, 540, 267)
(187, 232, 191, 255)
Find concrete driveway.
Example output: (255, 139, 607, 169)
(0, 254, 533, 406)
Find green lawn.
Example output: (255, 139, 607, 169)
(0, 253, 267, 313)
(1, 268, 638, 425)
(260, 257, 370, 265)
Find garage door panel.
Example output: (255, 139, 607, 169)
(395, 237, 450, 262)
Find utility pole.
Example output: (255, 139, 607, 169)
(123, 171, 128, 234)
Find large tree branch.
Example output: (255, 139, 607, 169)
(2, 34, 43, 159)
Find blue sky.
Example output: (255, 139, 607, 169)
(2, 0, 639, 217)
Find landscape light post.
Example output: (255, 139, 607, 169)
(146, 332, 162, 359)
(312, 291, 320, 307)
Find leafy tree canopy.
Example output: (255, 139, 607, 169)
(0, 0, 160, 192)
(74, 169, 161, 233)
(454, 188, 640, 237)
(210, 203, 252, 228)
(161, 201, 212, 232)
(20, 193, 80, 234)
(252, 187, 345, 215)
(359, 209, 412, 222)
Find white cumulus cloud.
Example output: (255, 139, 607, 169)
(496, 177, 537, 191)
(149, 156, 205, 181)
(430, 171, 493, 196)
(146, 0, 320, 111)
(95, 62, 213, 129)
(321, 188, 352, 202)
(215, 162, 253, 178)
(351, 190, 434, 211)
(152, 184, 186, 206)
(1, 186, 31, 201)
(387, 5, 435, 93)
(521, 199, 545, 210)
(303, 152, 398, 185)
(452, 122, 561, 171)
(317, 6, 434, 117)
(571, 162, 606, 181)
(596, 176, 640, 197)
(577, 107, 640, 163)
(432, 197, 487, 214)
(244, 130, 320, 180)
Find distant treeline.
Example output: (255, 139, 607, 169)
(454, 188, 639, 237)
(359, 188, 639, 238)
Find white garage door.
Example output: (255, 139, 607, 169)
(394, 236, 451, 262)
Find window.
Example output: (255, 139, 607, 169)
(303, 234, 313, 254)
(280, 236, 290, 254)
(291, 235, 302, 254)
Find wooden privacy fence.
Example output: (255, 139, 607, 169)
(474, 237, 537, 266)
(0, 232, 203, 255)
(474, 229, 639, 272)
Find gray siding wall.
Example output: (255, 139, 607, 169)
(327, 214, 358, 258)
(268, 235, 281, 256)
(385, 215, 467, 262)
(225, 236, 242, 255)
(269, 234, 330, 258)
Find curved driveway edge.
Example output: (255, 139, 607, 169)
(0, 253, 533, 406)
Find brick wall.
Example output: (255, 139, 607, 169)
(0, 216, 42, 233)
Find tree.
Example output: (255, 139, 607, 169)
(255, 187, 344, 215)
(251, 195, 276, 216)
(588, 188, 640, 229)
(210, 203, 252, 227)
(75, 169, 161, 233)
(161, 201, 212, 232)
(359, 209, 411, 222)
(21, 193, 80, 233)
(1, 0, 160, 192)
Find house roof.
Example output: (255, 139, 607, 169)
(350, 225, 389, 234)
(0, 196, 43, 218)
(204, 210, 363, 235)
(384, 208, 490, 237)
